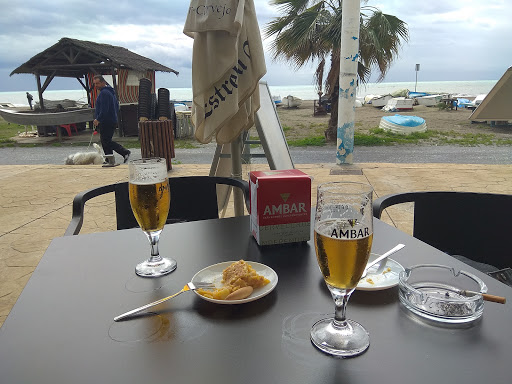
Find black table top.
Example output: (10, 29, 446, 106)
(1, 216, 511, 384)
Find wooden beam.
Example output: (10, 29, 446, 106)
(35, 45, 107, 70)
(36, 63, 116, 69)
(41, 71, 56, 92)
(38, 47, 69, 67)
(71, 50, 81, 64)
(76, 77, 89, 92)
(61, 49, 72, 63)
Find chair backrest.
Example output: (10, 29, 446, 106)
(115, 176, 244, 230)
(66, 176, 249, 235)
(373, 192, 512, 269)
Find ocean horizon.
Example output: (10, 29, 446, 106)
(0, 80, 497, 107)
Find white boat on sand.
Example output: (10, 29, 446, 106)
(416, 95, 443, 107)
(282, 95, 302, 108)
(365, 94, 393, 107)
(272, 95, 282, 106)
(382, 97, 414, 112)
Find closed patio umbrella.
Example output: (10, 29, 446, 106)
(184, 0, 266, 215)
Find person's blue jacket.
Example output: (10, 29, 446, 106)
(95, 85, 119, 125)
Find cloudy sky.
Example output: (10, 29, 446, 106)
(1, 0, 511, 92)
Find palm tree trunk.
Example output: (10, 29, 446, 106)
(325, 82, 338, 142)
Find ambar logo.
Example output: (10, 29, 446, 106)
(263, 193, 307, 216)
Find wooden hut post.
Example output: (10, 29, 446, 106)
(110, 67, 123, 137)
(35, 72, 45, 110)
(35, 71, 62, 141)
(82, 73, 93, 130)
(83, 74, 92, 106)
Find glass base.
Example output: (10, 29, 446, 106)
(135, 257, 177, 277)
(310, 317, 369, 358)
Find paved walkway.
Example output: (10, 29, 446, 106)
(1, 162, 511, 327)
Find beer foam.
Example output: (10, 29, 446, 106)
(130, 178, 166, 185)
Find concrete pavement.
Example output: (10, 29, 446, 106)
(1, 162, 512, 327)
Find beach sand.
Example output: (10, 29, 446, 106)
(276, 100, 511, 140)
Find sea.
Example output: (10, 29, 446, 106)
(0, 80, 497, 107)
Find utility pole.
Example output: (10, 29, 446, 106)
(415, 64, 420, 92)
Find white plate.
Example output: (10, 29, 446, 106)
(191, 261, 278, 304)
(356, 257, 405, 291)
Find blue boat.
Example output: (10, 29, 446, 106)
(408, 91, 430, 98)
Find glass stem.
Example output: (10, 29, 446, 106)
(145, 230, 162, 262)
(333, 293, 351, 328)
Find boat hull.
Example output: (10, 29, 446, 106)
(365, 94, 392, 107)
(0, 108, 95, 126)
(382, 97, 414, 112)
(282, 96, 302, 108)
(417, 95, 442, 107)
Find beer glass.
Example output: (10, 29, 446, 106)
(311, 182, 373, 357)
(128, 158, 176, 277)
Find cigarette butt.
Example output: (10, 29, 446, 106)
(464, 290, 506, 304)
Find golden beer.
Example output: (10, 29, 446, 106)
(129, 180, 170, 232)
(314, 221, 373, 289)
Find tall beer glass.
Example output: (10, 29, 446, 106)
(128, 158, 176, 277)
(311, 182, 373, 357)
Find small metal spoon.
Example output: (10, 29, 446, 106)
(361, 244, 405, 279)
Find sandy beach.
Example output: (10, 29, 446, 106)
(277, 100, 512, 140)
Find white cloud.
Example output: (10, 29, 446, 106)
(1, 0, 511, 91)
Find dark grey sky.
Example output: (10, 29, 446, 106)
(1, 0, 510, 92)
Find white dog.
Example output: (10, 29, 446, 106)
(65, 143, 105, 165)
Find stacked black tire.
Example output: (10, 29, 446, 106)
(138, 80, 175, 169)
(157, 88, 171, 120)
(138, 79, 172, 121)
(138, 78, 152, 119)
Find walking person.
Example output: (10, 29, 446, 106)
(26, 92, 33, 110)
(92, 75, 130, 163)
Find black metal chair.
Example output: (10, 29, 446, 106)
(65, 176, 250, 236)
(373, 191, 512, 272)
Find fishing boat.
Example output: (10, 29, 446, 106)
(407, 91, 430, 99)
(282, 95, 302, 108)
(416, 94, 443, 107)
(364, 94, 392, 107)
(34, 99, 87, 110)
(382, 97, 414, 112)
(462, 94, 487, 110)
(272, 95, 282, 106)
(0, 107, 95, 126)
(379, 114, 427, 135)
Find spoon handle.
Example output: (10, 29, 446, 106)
(367, 243, 405, 271)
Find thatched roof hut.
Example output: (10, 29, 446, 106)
(11, 37, 178, 78)
(10, 37, 179, 135)
(11, 37, 177, 109)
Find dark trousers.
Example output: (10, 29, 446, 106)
(99, 123, 129, 156)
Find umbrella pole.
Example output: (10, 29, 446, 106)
(230, 134, 245, 216)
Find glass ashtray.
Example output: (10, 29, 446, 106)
(399, 264, 487, 324)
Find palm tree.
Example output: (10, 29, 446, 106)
(266, 0, 409, 141)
